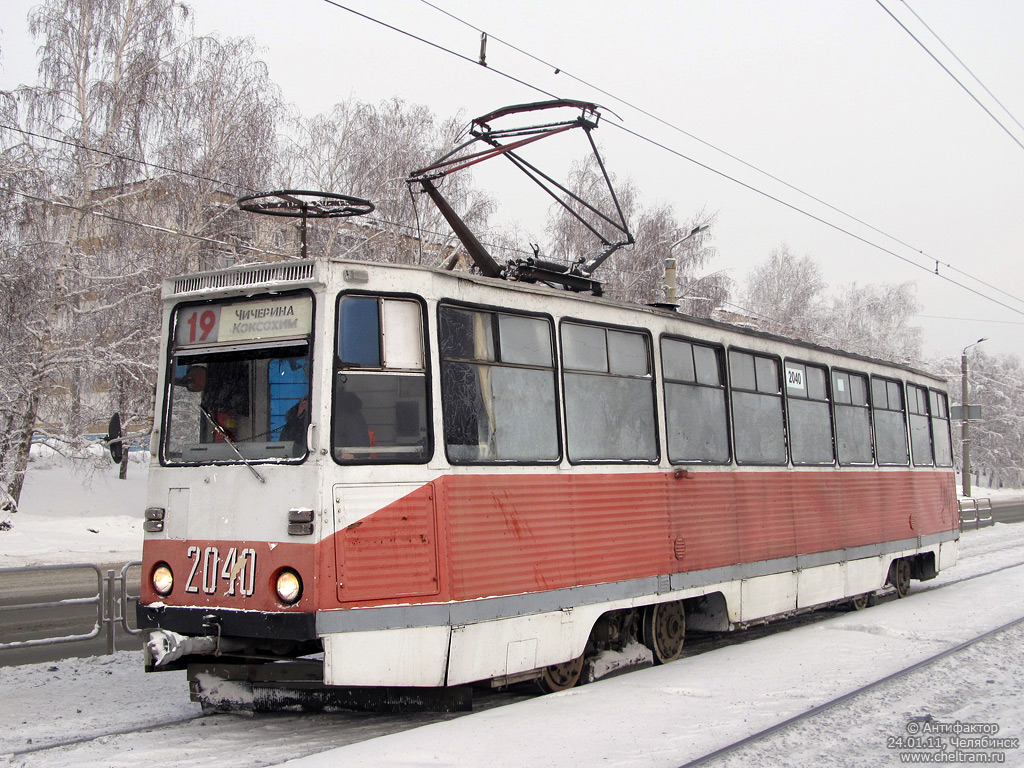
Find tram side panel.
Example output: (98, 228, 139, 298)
(321, 464, 956, 687)
(324, 467, 958, 614)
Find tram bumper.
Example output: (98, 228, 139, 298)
(137, 603, 317, 642)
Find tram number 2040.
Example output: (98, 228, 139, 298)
(184, 545, 257, 597)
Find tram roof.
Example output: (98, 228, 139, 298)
(163, 257, 946, 386)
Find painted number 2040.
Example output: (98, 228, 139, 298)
(184, 545, 257, 597)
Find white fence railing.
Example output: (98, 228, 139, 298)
(958, 497, 994, 530)
(0, 561, 142, 655)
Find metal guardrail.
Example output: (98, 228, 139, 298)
(0, 561, 143, 654)
(959, 497, 994, 530)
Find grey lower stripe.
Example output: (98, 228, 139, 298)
(315, 530, 959, 635)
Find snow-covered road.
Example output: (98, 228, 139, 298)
(3, 522, 1024, 768)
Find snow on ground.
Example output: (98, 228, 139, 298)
(5, 532, 1021, 768)
(275, 557, 1024, 768)
(0, 448, 148, 567)
(2, 455, 1024, 767)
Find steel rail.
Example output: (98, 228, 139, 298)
(7, 714, 207, 757)
(7, 559, 1024, 762)
(677, 612, 1024, 767)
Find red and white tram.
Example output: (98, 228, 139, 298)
(139, 254, 959, 708)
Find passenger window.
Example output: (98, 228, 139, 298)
(907, 383, 934, 466)
(562, 323, 657, 462)
(333, 295, 430, 463)
(729, 350, 786, 465)
(833, 370, 873, 465)
(930, 390, 953, 467)
(440, 306, 558, 463)
(871, 376, 910, 466)
(785, 361, 835, 466)
(662, 339, 729, 464)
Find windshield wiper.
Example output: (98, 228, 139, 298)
(199, 406, 266, 484)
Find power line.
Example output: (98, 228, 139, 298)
(899, 0, 1024, 138)
(875, 0, 1024, 154)
(604, 119, 1024, 317)
(0, 124, 260, 195)
(916, 314, 1024, 326)
(411, 0, 1024, 312)
(318, 0, 557, 101)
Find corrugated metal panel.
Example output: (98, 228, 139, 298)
(323, 468, 956, 609)
(336, 484, 439, 603)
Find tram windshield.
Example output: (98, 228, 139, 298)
(163, 295, 313, 464)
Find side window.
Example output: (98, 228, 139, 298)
(832, 370, 873, 465)
(785, 361, 835, 465)
(562, 322, 657, 462)
(907, 383, 934, 467)
(333, 295, 430, 463)
(871, 376, 910, 466)
(661, 338, 730, 464)
(439, 306, 559, 463)
(729, 350, 786, 465)
(930, 390, 953, 467)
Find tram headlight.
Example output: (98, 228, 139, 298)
(275, 568, 303, 605)
(152, 563, 174, 597)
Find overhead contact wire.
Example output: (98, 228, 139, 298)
(416, 0, 1024, 311)
(875, 0, 1024, 154)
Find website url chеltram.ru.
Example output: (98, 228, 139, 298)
(898, 750, 1006, 764)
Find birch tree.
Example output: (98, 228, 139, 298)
(741, 247, 922, 363)
(279, 97, 494, 265)
(545, 155, 729, 312)
(935, 350, 1024, 489)
(0, 0, 284, 523)
(740, 244, 826, 337)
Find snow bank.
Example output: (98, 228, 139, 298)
(0, 451, 148, 567)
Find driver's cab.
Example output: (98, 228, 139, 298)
(162, 292, 313, 465)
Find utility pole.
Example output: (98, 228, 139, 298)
(663, 225, 709, 304)
(961, 337, 987, 497)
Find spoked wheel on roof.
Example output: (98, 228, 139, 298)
(640, 600, 686, 664)
(537, 654, 585, 693)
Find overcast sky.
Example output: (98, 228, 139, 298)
(2, 0, 1022, 363)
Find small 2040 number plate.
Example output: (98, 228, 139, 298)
(185, 545, 257, 597)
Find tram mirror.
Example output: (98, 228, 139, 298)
(183, 364, 208, 392)
(106, 412, 123, 465)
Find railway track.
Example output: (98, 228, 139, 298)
(8, 554, 1024, 766)
(679, 612, 1024, 767)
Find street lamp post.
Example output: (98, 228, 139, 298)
(663, 225, 709, 304)
(961, 337, 987, 497)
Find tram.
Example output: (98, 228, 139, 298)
(138, 253, 958, 708)
(137, 101, 958, 710)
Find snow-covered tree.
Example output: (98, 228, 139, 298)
(740, 244, 825, 337)
(934, 350, 1024, 489)
(820, 281, 922, 363)
(279, 97, 495, 265)
(0, 0, 284, 524)
(741, 246, 922, 363)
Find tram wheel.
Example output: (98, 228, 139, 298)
(640, 600, 686, 664)
(888, 558, 912, 598)
(850, 592, 872, 611)
(537, 654, 585, 693)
